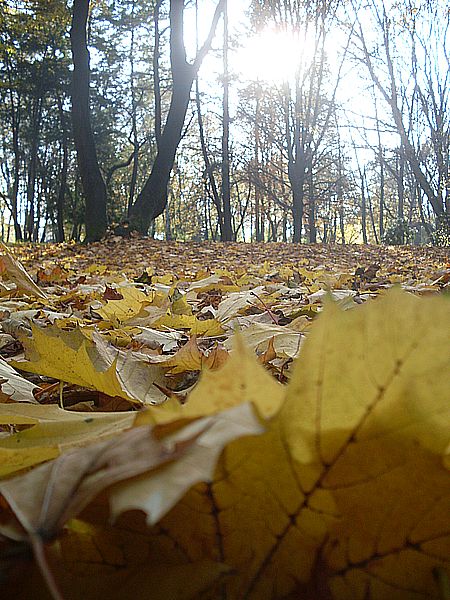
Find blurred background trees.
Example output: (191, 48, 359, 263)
(0, 0, 448, 244)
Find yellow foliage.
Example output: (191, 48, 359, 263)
(169, 287, 193, 315)
(96, 286, 153, 323)
(0, 404, 136, 475)
(0, 242, 48, 299)
(151, 313, 225, 336)
(139, 335, 284, 424)
(0, 446, 60, 477)
(121, 290, 450, 599)
(10, 324, 167, 404)
(1, 289, 449, 600)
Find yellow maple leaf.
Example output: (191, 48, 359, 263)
(0, 404, 135, 476)
(118, 289, 450, 599)
(0, 446, 60, 477)
(139, 334, 284, 424)
(147, 336, 229, 375)
(11, 324, 167, 405)
(151, 313, 225, 337)
(170, 287, 193, 316)
(96, 286, 153, 323)
(280, 288, 450, 599)
(0, 405, 264, 600)
(0, 242, 47, 299)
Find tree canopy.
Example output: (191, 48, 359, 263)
(0, 0, 448, 244)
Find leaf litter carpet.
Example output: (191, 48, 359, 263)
(0, 239, 448, 600)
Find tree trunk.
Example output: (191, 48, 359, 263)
(308, 170, 316, 243)
(337, 156, 345, 244)
(70, 0, 107, 243)
(154, 0, 162, 148)
(254, 86, 263, 242)
(221, 0, 232, 241)
(129, 0, 225, 234)
(56, 97, 67, 242)
(285, 76, 306, 244)
(127, 1, 139, 217)
(25, 97, 42, 242)
(359, 17, 445, 219)
(367, 176, 379, 244)
(378, 151, 384, 242)
(397, 148, 405, 243)
(165, 203, 172, 241)
(289, 158, 305, 244)
(10, 96, 23, 241)
(196, 78, 223, 232)
(4, 51, 23, 241)
(361, 169, 368, 244)
(130, 68, 192, 234)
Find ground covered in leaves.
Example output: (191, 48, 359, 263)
(0, 239, 448, 600)
(14, 237, 450, 281)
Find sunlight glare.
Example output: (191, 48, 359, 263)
(237, 26, 314, 84)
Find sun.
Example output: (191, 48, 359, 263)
(236, 26, 314, 85)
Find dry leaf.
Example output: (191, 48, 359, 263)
(0, 404, 135, 475)
(0, 358, 38, 403)
(139, 334, 284, 424)
(0, 242, 47, 299)
(0, 424, 198, 542)
(96, 285, 151, 322)
(11, 324, 167, 405)
(109, 403, 265, 524)
(224, 321, 303, 358)
(107, 289, 449, 600)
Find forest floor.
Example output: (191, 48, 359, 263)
(13, 236, 450, 282)
(0, 236, 444, 407)
(1, 237, 447, 400)
(0, 239, 449, 600)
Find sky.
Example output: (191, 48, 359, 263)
(182, 0, 390, 165)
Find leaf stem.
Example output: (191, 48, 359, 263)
(30, 534, 66, 600)
(248, 291, 279, 324)
(59, 381, 64, 409)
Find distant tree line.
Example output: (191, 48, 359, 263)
(0, 0, 448, 245)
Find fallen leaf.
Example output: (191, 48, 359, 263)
(279, 288, 450, 598)
(1, 238, 449, 600)
(258, 336, 277, 364)
(149, 336, 229, 374)
(96, 285, 152, 322)
(101, 285, 123, 301)
(151, 313, 225, 337)
(134, 327, 183, 351)
(139, 334, 284, 424)
(153, 335, 203, 373)
(216, 286, 267, 322)
(0, 446, 61, 478)
(0, 358, 38, 403)
(0, 242, 47, 299)
(0, 424, 198, 542)
(114, 289, 449, 599)
(11, 324, 167, 405)
(224, 320, 303, 358)
(0, 404, 136, 475)
(4, 516, 230, 600)
(109, 403, 265, 525)
(170, 288, 193, 315)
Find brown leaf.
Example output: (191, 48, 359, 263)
(102, 286, 124, 301)
(203, 344, 229, 370)
(258, 336, 277, 364)
(0, 424, 198, 542)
